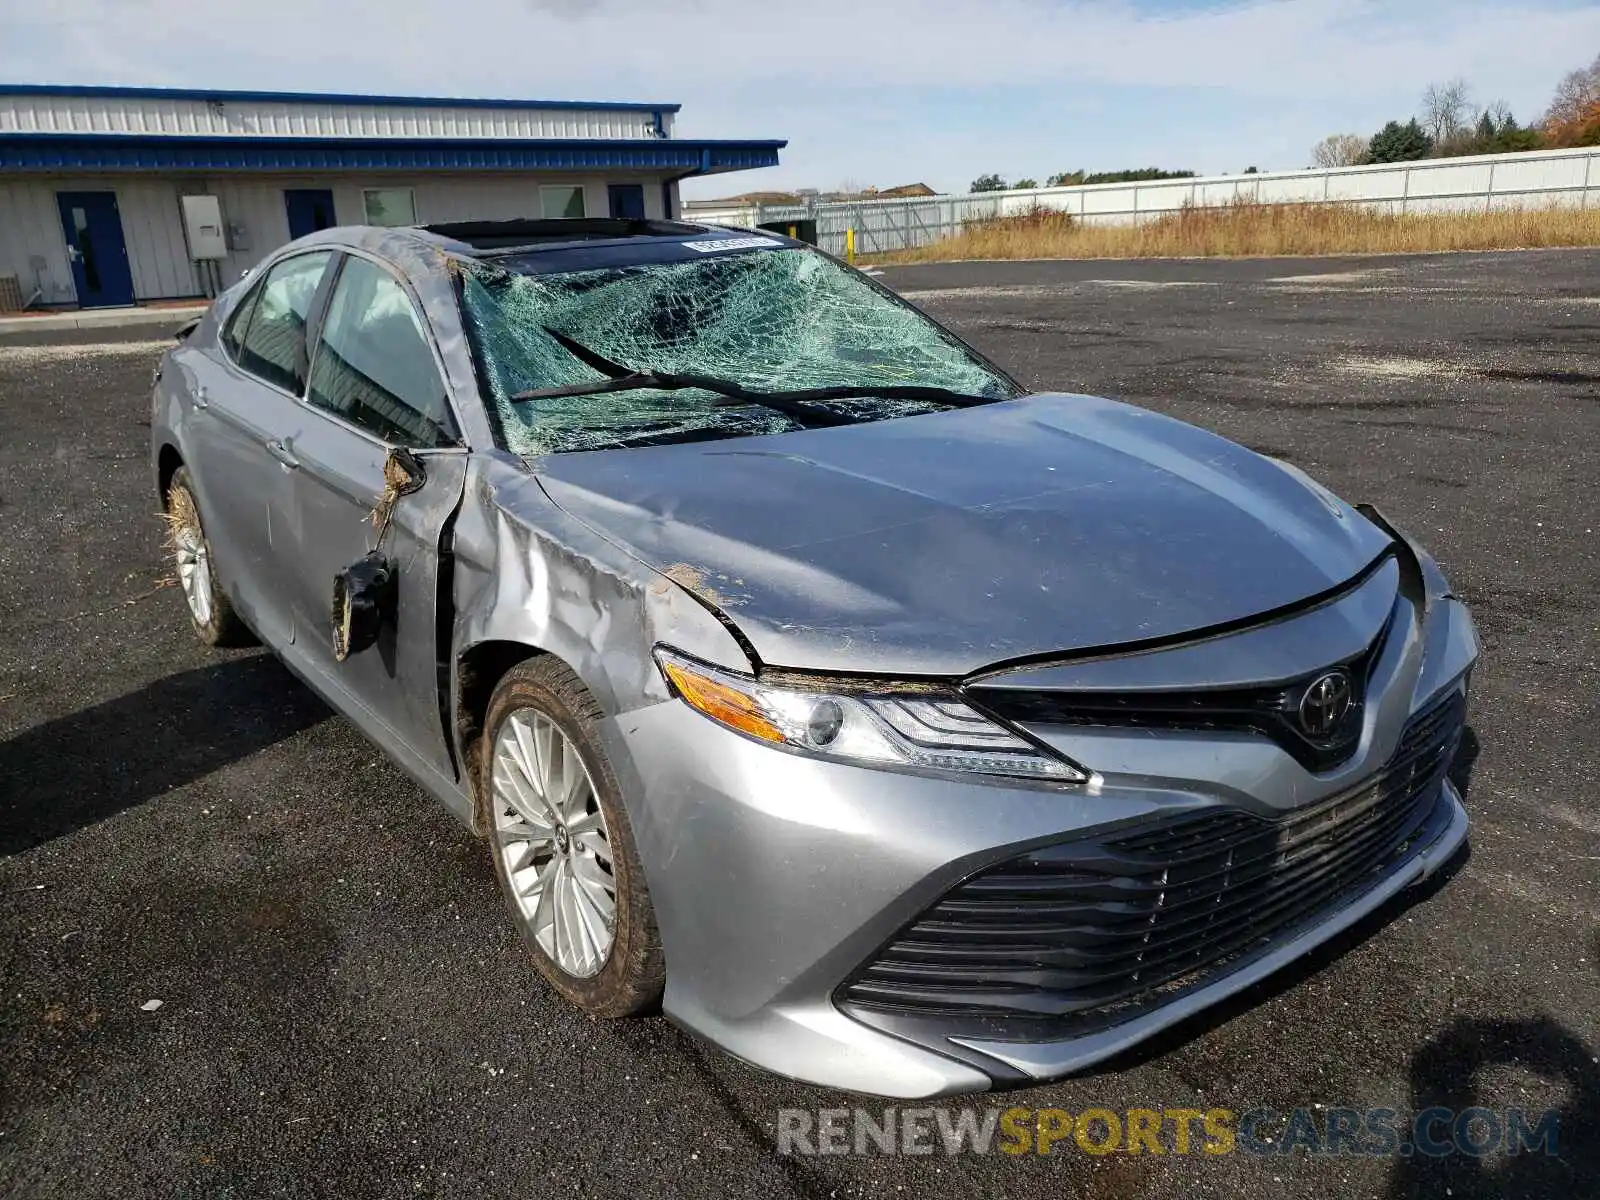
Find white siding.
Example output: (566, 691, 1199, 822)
(0, 178, 73, 303)
(0, 93, 673, 141)
(0, 175, 199, 303)
(116, 178, 200, 297)
(0, 171, 676, 301)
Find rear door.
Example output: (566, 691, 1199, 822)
(272, 251, 466, 777)
(184, 249, 335, 644)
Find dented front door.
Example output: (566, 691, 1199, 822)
(274, 407, 466, 778)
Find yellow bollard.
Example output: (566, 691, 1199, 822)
(845, 227, 856, 264)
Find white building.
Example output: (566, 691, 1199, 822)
(0, 84, 785, 310)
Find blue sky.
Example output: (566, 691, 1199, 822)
(4, 0, 1597, 198)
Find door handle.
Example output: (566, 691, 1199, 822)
(191, 384, 208, 410)
(265, 438, 300, 471)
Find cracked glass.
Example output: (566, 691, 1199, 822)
(458, 246, 1016, 455)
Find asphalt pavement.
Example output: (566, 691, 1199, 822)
(1, 249, 1597, 1199)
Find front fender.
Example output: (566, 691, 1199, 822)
(450, 451, 751, 716)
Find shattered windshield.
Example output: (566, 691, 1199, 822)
(457, 246, 1017, 454)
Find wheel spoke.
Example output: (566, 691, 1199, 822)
(560, 757, 590, 821)
(574, 829, 611, 864)
(508, 719, 542, 800)
(534, 715, 557, 802)
(570, 849, 615, 899)
(498, 826, 552, 876)
(551, 860, 575, 969)
(493, 760, 555, 831)
(531, 860, 558, 946)
(570, 874, 613, 951)
(569, 876, 604, 972)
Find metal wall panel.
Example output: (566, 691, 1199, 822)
(0, 93, 673, 141)
(114, 177, 201, 298)
(0, 179, 74, 303)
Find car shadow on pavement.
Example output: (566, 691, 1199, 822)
(1384, 1016, 1600, 1198)
(0, 654, 328, 855)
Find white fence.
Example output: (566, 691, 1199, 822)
(685, 145, 1600, 257)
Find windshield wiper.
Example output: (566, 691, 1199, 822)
(511, 327, 997, 427)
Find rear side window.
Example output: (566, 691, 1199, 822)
(306, 256, 457, 447)
(237, 251, 333, 394)
(219, 281, 261, 360)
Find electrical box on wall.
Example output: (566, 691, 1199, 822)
(180, 195, 228, 260)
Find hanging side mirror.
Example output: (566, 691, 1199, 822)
(329, 449, 426, 662)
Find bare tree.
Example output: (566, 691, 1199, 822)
(1311, 133, 1367, 168)
(1546, 54, 1600, 126)
(1420, 78, 1474, 146)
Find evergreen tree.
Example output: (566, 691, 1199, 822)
(1367, 119, 1434, 163)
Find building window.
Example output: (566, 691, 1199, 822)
(541, 185, 586, 219)
(362, 188, 417, 227)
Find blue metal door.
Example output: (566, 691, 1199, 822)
(284, 189, 337, 240)
(608, 183, 646, 220)
(55, 191, 135, 308)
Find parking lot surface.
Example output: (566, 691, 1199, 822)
(2, 249, 1597, 1198)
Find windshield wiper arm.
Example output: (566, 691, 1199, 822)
(541, 326, 636, 378)
(517, 327, 998, 421)
(514, 367, 858, 428)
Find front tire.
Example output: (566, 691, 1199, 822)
(481, 657, 664, 1017)
(165, 466, 253, 647)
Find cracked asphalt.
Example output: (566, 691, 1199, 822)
(2, 248, 1597, 1199)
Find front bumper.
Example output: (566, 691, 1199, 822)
(599, 596, 1477, 1098)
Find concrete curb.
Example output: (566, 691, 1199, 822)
(0, 305, 209, 339)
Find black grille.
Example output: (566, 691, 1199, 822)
(966, 623, 1394, 772)
(841, 689, 1465, 1039)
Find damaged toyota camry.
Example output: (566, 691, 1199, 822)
(152, 218, 1477, 1098)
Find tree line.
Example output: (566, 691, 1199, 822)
(970, 168, 1199, 194)
(967, 52, 1600, 192)
(1314, 53, 1600, 167)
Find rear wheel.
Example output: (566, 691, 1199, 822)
(165, 466, 253, 647)
(482, 657, 664, 1016)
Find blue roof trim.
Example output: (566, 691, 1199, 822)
(0, 133, 784, 174)
(0, 83, 683, 114)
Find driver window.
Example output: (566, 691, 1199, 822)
(306, 256, 458, 448)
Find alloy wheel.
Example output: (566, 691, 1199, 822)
(491, 708, 617, 978)
(171, 495, 215, 627)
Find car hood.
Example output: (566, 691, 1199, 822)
(534, 393, 1394, 677)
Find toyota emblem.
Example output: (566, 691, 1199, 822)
(1299, 670, 1353, 738)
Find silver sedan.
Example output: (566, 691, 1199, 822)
(152, 218, 1478, 1097)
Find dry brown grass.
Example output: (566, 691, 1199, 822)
(869, 201, 1600, 263)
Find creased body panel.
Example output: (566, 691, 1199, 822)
(450, 452, 753, 721)
(538, 393, 1394, 676)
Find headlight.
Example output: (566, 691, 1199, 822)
(653, 646, 1089, 785)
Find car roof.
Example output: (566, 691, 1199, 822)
(418, 217, 714, 251)
(284, 218, 802, 278)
